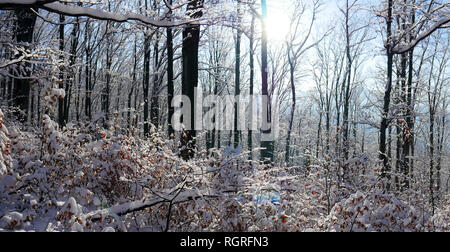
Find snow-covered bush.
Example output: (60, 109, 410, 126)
(0, 116, 447, 232)
(326, 190, 423, 232)
(431, 196, 450, 232)
(0, 109, 12, 175)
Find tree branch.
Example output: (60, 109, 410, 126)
(392, 16, 450, 54)
(0, 1, 200, 28)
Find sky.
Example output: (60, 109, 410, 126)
(261, 0, 343, 92)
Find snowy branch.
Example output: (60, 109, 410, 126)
(0, 0, 200, 28)
(85, 189, 218, 222)
(392, 15, 450, 54)
(0, 0, 56, 8)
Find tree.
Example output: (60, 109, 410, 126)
(12, 8, 37, 122)
(260, 0, 273, 164)
(234, 1, 242, 149)
(180, 0, 204, 160)
(57, 13, 65, 127)
(248, 11, 256, 160)
(425, 31, 448, 214)
(284, 0, 322, 165)
(377, 0, 449, 190)
(166, 0, 175, 137)
(339, 0, 370, 180)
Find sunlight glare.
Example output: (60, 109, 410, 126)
(265, 3, 291, 45)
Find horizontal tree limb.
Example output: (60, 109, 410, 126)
(85, 190, 219, 222)
(392, 16, 450, 54)
(0, 0, 200, 28)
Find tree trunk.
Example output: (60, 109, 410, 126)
(285, 58, 296, 164)
(143, 33, 151, 137)
(58, 14, 65, 127)
(180, 0, 204, 160)
(234, 3, 242, 149)
(429, 110, 435, 215)
(260, 0, 274, 164)
(379, 0, 394, 190)
(248, 14, 255, 160)
(128, 36, 137, 134)
(84, 20, 92, 121)
(342, 0, 353, 178)
(167, 0, 175, 137)
(151, 26, 160, 129)
(13, 9, 37, 123)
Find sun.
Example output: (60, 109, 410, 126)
(265, 3, 291, 45)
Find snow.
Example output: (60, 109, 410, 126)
(0, 174, 16, 191)
(0, 0, 448, 233)
(40, 2, 199, 28)
(102, 227, 115, 232)
(71, 222, 83, 232)
(0, 212, 23, 230)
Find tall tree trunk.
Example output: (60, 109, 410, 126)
(64, 17, 79, 126)
(399, 51, 408, 190)
(429, 110, 435, 215)
(427, 42, 438, 215)
(128, 36, 137, 134)
(84, 20, 92, 120)
(180, 0, 204, 160)
(326, 104, 331, 155)
(436, 99, 445, 193)
(151, 31, 160, 129)
(316, 110, 323, 159)
(342, 0, 353, 179)
(234, 3, 242, 149)
(167, 0, 175, 137)
(143, 35, 151, 137)
(403, 5, 416, 189)
(13, 9, 37, 123)
(58, 14, 65, 127)
(379, 0, 394, 190)
(151, 0, 161, 129)
(285, 57, 296, 164)
(7, 75, 13, 104)
(260, 0, 274, 164)
(248, 14, 255, 160)
(102, 18, 112, 127)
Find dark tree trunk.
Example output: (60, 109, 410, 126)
(143, 34, 151, 137)
(84, 20, 92, 120)
(13, 9, 37, 123)
(102, 19, 112, 127)
(429, 110, 435, 215)
(64, 17, 79, 126)
(342, 0, 353, 179)
(128, 36, 137, 134)
(167, 0, 175, 137)
(7, 75, 13, 104)
(403, 6, 416, 189)
(234, 5, 242, 148)
(316, 110, 323, 160)
(180, 0, 204, 160)
(151, 32, 160, 129)
(285, 59, 295, 164)
(436, 99, 445, 193)
(260, 0, 274, 164)
(379, 0, 394, 190)
(248, 14, 255, 160)
(58, 14, 65, 127)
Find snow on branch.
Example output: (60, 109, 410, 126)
(0, 1, 200, 28)
(392, 15, 450, 54)
(0, 0, 56, 8)
(41, 2, 198, 27)
(85, 189, 217, 222)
